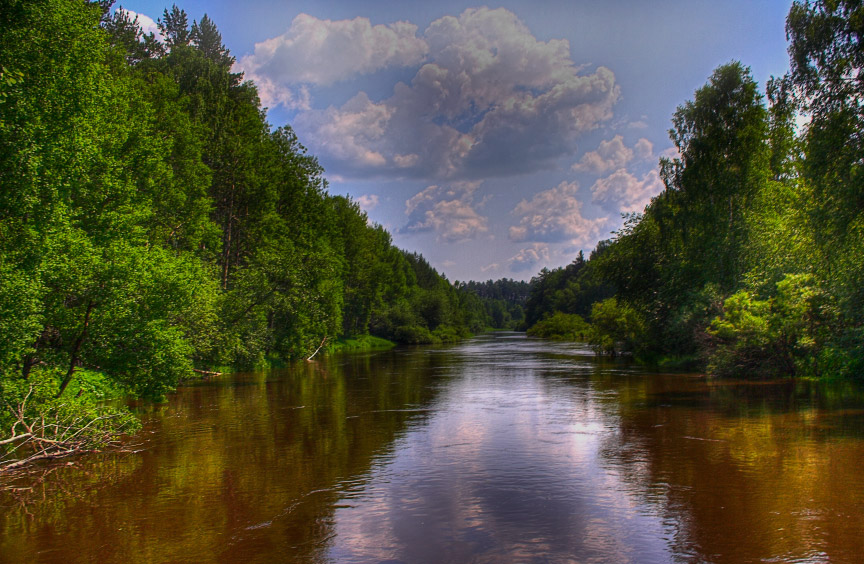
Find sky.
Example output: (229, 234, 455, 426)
(115, 0, 795, 282)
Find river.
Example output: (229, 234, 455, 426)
(2, 332, 864, 563)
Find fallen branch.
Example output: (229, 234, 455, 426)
(0, 449, 81, 472)
(0, 385, 138, 474)
(193, 368, 222, 377)
(306, 336, 330, 361)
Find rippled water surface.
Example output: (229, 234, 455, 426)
(3, 333, 864, 563)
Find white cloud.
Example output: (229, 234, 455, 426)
(117, 9, 161, 40)
(296, 92, 393, 167)
(248, 15, 427, 86)
(292, 8, 619, 180)
(571, 135, 653, 174)
(509, 180, 607, 246)
(590, 168, 664, 213)
(508, 243, 551, 272)
(356, 194, 380, 211)
(404, 181, 488, 242)
(236, 14, 427, 108)
(634, 138, 654, 161)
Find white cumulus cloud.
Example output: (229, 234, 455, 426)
(508, 244, 551, 272)
(591, 168, 664, 213)
(296, 92, 393, 167)
(291, 7, 619, 180)
(404, 181, 488, 242)
(509, 180, 607, 246)
(237, 14, 428, 108)
(572, 135, 654, 175)
(356, 194, 380, 211)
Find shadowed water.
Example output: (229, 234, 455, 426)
(2, 333, 864, 563)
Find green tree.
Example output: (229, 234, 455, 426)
(588, 298, 646, 356)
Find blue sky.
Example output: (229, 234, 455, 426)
(116, 0, 794, 282)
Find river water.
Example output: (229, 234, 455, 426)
(2, 333, 864, 563)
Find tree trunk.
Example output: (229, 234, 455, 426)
(56, 300, 94, 398)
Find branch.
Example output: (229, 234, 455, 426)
(306, 336, 330, 361)
(0, 433, 32, 446)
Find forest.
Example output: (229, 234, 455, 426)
(523, 1, 864, 379)
(1, 0, 863, 468)
(0, 0, 506, 467)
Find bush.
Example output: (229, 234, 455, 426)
(394, 325, 436, 344)
(588, 298, 646, 356)
(707, 274, 838, 377)
(526, 312, 590, 340)
(432, 325, 467, 343)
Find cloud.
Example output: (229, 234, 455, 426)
(291, 8, 619, 180)
(509, 180, 607, 245)
(236, 14, 427, 108)
(659, 146, 680, 160)
(571, 135, 653, 174)
(634, 138, 653, 161)
(356, 194, 380, 211)
(403, 181, 488, 242)
(117, 9, 161, 40)
(508, 244, 550, 272)
(295, 92, 393, 166)
(590, 168, 664, 213)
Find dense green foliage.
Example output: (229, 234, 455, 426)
(456, 278, 530, 329)
(525, 2, 864, 378)
(0, 0, 485, 462)
(523, 250, 613, 330)
(526, 312, 589, 341)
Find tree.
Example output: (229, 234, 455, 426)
(588, 298, 646, 356)
(660, 62, 771, 293)
(191, 14, 234, 68)
(786, 0, 864, 330)
(158, 5, 191, 49)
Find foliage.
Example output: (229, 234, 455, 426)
(0, 0, 483, 467)
(326, 335, 396, 353)
(526, 37, 864, 379)
(587, 298, 646, 356)
(708, 275, 838, 377)
(526, 312, 590, 341)
(0, 370, 140, 472)
(457, 278, 530, 329)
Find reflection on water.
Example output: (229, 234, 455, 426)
(2, 333, 864, 563)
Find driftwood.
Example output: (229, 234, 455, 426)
(0, 386, 134, 475)
(192, 368, 222, 377)
(306, 336, 330, 361)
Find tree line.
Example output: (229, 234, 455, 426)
(524, 0, 864, 378)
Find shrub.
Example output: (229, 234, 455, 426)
(394, 325, 436, 344)
(588, 298, 646, 356)
(526, 312, 590, 340)
(707, 274, 838, 377)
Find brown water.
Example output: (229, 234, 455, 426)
(2, 333, 864, 563)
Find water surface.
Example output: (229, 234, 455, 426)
(2, 333, 864, 563)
